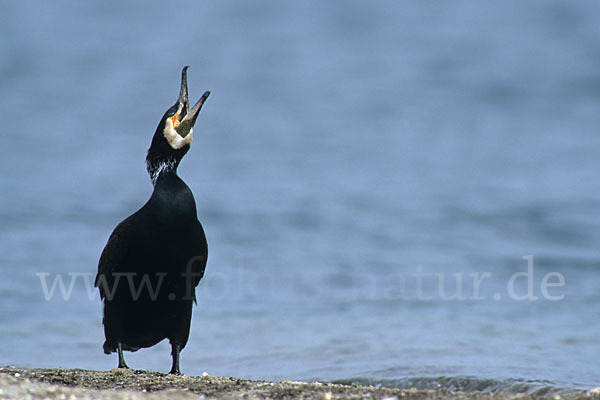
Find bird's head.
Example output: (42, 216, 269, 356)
(162, 66, 210, 149)
(147, 66, 210, 184)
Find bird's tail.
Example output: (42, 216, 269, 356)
(103, 340, 140, 354)
(103, 340, 116, 354)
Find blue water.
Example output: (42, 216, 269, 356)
(1, 0, 600, 393)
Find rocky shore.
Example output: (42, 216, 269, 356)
(0, 367, 597, 400)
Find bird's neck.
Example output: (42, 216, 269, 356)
(146, 156, 181, 186)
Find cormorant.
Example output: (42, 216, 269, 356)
(95, 67, 210, 375)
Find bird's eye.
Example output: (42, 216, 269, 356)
(167, 110, 176, 118)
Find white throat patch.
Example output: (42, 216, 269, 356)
(163, 118, 194, 150)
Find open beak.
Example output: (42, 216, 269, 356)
(174, 66, 210, 138)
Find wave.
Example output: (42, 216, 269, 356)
(332, 376, 584, 395)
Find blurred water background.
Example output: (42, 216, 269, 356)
(1, 0, 600, 394)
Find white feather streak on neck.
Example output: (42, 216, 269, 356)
(149, 159, 176, 186)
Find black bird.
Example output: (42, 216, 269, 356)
(95, 67, 210, 375)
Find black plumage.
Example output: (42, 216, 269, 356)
(95, 67, 210, 374)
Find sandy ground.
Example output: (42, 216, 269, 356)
(0, 367, 597, 400)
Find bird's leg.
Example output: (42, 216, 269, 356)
(117, 342, 130, 369)
(169, 342, 182, 375)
